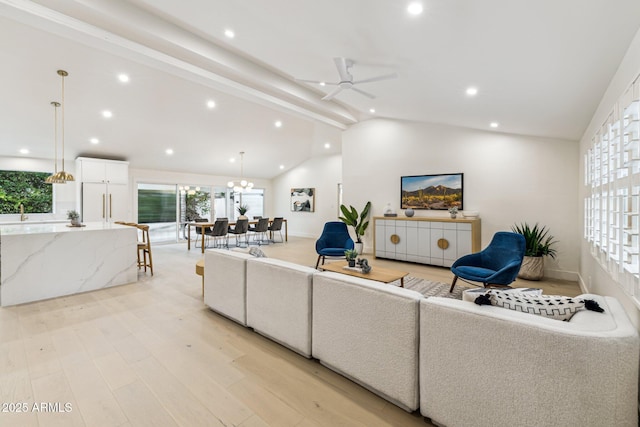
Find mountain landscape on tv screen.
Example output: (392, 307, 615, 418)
(401, 185, 462, 210)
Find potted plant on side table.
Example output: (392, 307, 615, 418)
(511, 222, 558, 280)
(339, 201, 372, 255)
(344, 249, 358, 267)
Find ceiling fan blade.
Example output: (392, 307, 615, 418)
(296, 78, 337, 86)
(333, 57, 353, 82)
(321, 86, 344, 101)
(351, 87, 376, 99)
(353, 72, 398, 85)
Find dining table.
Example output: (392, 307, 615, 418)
(186, 218, 288, 253)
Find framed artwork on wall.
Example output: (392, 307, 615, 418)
(401, 173, 463, 210)
(291, 188, 315, 212)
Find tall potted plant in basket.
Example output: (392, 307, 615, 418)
(339, 201, 372, 254)
(511, 222, 558, 280)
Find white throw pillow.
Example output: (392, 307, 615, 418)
(474, 290, 604, 321)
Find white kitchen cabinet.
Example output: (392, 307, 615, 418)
(76, 157, 128, 184)
(76, 158, 130, 223)
(373, 216, 481, 267)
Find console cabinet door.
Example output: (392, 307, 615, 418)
(405, 221, 419, 262)
(375, 220, 387, 258)
(456, 223, 473, 258)
(394, 220, 407, 261)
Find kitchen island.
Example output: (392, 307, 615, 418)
(0, 222, 138, 306)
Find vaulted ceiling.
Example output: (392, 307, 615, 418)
(1, 0, 639, 179)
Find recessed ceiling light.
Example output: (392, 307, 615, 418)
(407, 2, 423, 15)
(465, 87, 478, 96)
(102, 110, 113, 118)
(279, 165, 285, 170)
(369, 108, 376, 114)
(229, 157, 236, 163)
(490, 122, 499, 128)
(324, 143, 331, 149)
(274, 120, 283, 128)
(206, 100, 216, 109)
(90, 138, 99, 144)
(165, 149, 174, 155)
(19, 148, 29, 154)
(117, 74, 129, 83)
(320, 82, 326, 86)
(224, 29, 235, 39)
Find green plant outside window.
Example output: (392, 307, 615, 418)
(0, 170, 53, 214)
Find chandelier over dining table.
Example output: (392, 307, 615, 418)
(228, 151, 254, 192)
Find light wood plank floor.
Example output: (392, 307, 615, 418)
(0, 237, 580, 426)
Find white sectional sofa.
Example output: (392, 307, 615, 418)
(419, 295, 639, 427)
(203, 249, 640, 426)
(246, 257, 316, 357)
(204, 249, 253, 325)
(312, 271, 423, 412)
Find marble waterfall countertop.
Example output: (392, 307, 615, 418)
(0, 221, 138, 306)
(0, 221, 120, 235)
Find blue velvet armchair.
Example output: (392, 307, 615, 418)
(450, 231, 526, 292)
(315, 221, 355, 269)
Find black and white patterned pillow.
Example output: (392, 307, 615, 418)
(474, 290, 604, 321)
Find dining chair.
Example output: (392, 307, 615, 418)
(249, 217, 270, 245)
(193, 218, 211, 248)
(228, 218, 249, 247)
(210, 219, 229, 248)
(268, 217, 285, 243)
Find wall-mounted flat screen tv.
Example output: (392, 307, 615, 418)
(401, 173, 463, 210)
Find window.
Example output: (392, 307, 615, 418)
(0, 170, 53, 214)
(585, 74, 640, 303)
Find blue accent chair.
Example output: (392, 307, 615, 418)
(315, 221, 355, 269)
(450, 231, 526, 293)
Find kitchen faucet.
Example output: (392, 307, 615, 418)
(20, 204, 28, 222)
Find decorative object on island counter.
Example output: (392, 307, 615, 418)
(344, 249, 358, 267)
(511, 222, 558, 280)
(404, 208, 415, 217)
(67, 209, 80, 226)
(448, 206, 458, 219)
(339, 201, 372, 255)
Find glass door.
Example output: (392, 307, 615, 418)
(137, 183, 178, 243)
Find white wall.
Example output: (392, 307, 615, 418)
(578, 28, 640, 328)
(342, 119, 580, 280)
(272, 154, 342, 238)
(0, 156, 76, 221)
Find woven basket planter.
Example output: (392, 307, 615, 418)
(518, 256, 544, 280)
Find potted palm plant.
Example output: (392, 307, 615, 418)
(236, 204, 249, 219)
(339, 201, 372, 254)
(511, 222, 558, 280)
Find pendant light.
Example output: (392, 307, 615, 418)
(51, 69, 74, 182)
(227, 151, 254, 192)
(45, 101, 66, 184)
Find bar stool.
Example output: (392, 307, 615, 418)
(136, 224, 153, 275)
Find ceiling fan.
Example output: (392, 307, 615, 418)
(298, 57, 397, 101)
